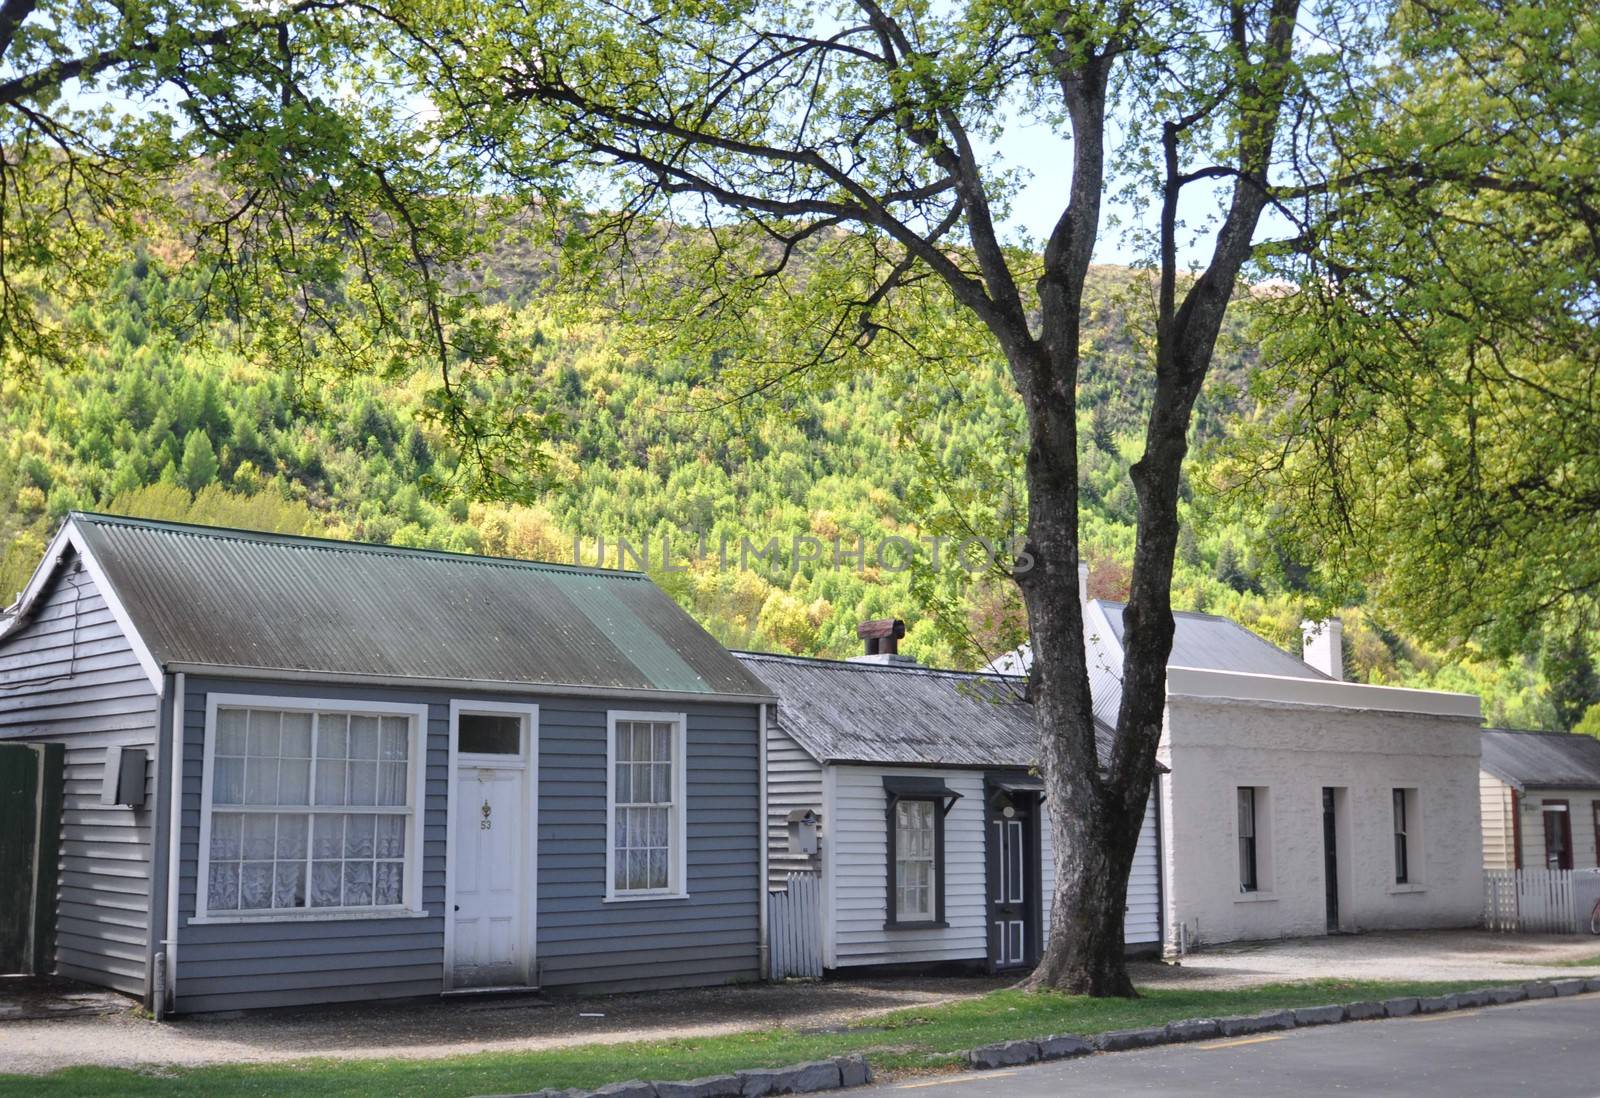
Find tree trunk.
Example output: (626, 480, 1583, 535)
(1010, 333, 1152, 997)
(1028, 789, 1142, 995)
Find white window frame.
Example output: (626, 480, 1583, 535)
(604, 709, 689, 902)
(894, 798, 938, 921)
(193, 693, 430, 924)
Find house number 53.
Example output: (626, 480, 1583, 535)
(480, 800, 492, 830)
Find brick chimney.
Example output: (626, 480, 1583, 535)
(850, 618, 917, 666)
(1301, 618, 1344, 680)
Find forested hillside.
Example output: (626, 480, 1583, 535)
(0, 256, 1576, 729)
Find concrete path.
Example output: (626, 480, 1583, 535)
(856, 993, 1600, 1097)
(1135, 929, 1600, 990)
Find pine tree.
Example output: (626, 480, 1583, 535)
(179, 430, 220, 493)
(1214, 542, 1251, 594)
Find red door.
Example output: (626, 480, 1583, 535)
(1542, 801, 1573, 870)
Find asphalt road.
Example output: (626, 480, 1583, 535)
(859, 994, 1600, 1097)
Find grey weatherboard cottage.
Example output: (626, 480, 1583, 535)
(0, 513, 773, 1013)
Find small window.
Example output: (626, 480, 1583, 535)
(883, 777, 955, 928)
(895, 800, 938, 920)
(1393, 788, 1410, 883)
(1237, 787, 1258, 893)
(458, 713, 521, 755)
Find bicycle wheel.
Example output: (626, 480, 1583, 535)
(1591, 899, 1600, 936)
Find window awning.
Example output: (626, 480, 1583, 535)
(882, 775, 962, 816)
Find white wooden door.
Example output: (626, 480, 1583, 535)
(451, 765, 525, 986)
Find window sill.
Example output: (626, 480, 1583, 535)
(884, 920, 949, 931)
(603, 891, 691, 904)
(1234, 891, 1278, 904)
(188, 908, 430, 926)
(1387, 883, 1427, 895)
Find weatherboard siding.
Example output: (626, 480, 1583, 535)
(1038, 792, 1161, 948)
(766, 721, 824, 886)
(0, 558, 160, 998)
(829, 766, 989, 967)
(825, 765, 1161, 969)
(1480, 773, 1516, 871)
(1514, 787, 1600, 871)
(173, 677, 759, 1012)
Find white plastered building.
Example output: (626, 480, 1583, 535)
(989, 570, 1486, 950)
(1081, 594, 1484, 948)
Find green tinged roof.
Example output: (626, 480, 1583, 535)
(62, 512, 772, 699)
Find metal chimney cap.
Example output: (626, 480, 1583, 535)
(856, 618, 906, 640)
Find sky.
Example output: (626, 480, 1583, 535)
(988, 114, 1247, 270)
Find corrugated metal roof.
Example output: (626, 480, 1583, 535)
(1480, 728, 1600, 791)
(990, 602, 1325, 727)
(1086, 600, 1326, 725)
(737, 651, 1119, 769)
(62, 512, 771, 698)
(1097, 602, 1329, 680)
(990, 606, 1324, 680)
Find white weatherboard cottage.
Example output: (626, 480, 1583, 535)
(992, 569, 1485, 950)
(1479, 728, 1600, 871)
(743, 622, 1164, 977)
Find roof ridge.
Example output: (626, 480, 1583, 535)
(1485, 726, 1596, 738)
(733, 649, 1026, 683)
(1094, 598, 1232, 624)
(1094, 597, 1329, 680)
(70, 511, 644, 580)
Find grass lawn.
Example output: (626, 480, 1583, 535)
(2, 978, 1484, 1098)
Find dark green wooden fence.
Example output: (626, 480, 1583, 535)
(0, 742, 63, 975)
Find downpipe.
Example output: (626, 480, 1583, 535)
(152, 949, 167, 1022)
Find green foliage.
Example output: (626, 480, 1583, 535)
(0, 256, 1564, 725)
(1218, 0, 1600, 660)
(179, 431, 220, 492)
(0, 2, 555, 498)
(1544, 631, 1600, 732)
(1576, 705, 1600, 739)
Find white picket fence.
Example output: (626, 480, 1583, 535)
(768, 872, 823, 979)
(1484, 868, 1581, 933)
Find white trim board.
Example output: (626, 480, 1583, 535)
(192, 692, 432, 924)
(1165, 666, 1482, 720)
(162, 672, 185, 1009)
(444, 699, 541, 990)
(166, 662, 773, 705)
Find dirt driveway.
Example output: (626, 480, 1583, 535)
(4, 930, 1598, 1076)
